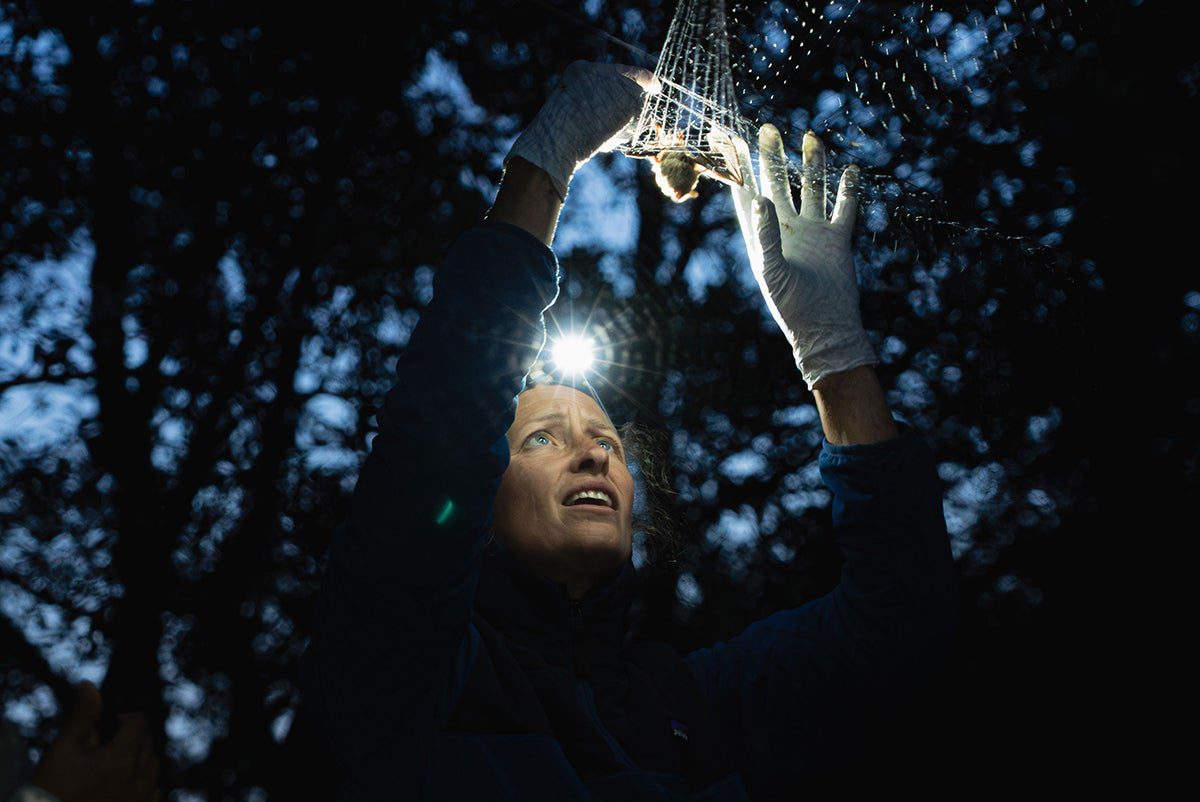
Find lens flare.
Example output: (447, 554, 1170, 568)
(551, 335, 595, 376)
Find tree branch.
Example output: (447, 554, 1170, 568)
(0, 371, 94, 395)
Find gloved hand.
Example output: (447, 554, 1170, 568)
(505, 60, 660, 200)
(718, 124, 878, 391)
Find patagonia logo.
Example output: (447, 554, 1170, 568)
(670, 719, 689, 742)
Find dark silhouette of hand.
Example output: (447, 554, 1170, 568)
(31, 681, 159, 802)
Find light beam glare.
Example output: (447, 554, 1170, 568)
(551, 335, 596, 375)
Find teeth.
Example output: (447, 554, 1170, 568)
(566, 490, 613, 508)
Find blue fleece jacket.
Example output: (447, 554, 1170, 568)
(301, 219, 960, 800)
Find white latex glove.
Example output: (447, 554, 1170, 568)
(719, 124, 879, 391)
(505, 60, 660, 200)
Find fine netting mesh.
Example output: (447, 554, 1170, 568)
(729, 0, 1088, 132)
(726, 0, 1089, 241)
(616, 0, 754, 190)
(617, 0, 1088, 244)
(583, 0, 1093, 427)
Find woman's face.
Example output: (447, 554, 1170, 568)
(493, 384, 635, 600)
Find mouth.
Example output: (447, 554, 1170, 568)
(562, 488, 616, 511)
(563, 502, 616, 515)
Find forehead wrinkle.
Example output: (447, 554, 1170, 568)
(522, 412, 618, 437)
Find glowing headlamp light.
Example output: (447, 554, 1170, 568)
(525, 331, 611, 423)
(551, 334, 596, 376)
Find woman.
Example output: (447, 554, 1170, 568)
(300, 61, 960, 800)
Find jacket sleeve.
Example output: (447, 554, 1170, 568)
(302, 219, 559, 799)
(683, 420, 961, 784)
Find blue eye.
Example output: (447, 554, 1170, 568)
(525, 431, 620, 455)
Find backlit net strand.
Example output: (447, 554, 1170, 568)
(617, 0, 753, 181)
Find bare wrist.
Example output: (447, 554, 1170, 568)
(486, 157, 564, 246)
(812, 365, 899, 446)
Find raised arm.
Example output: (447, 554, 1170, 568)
(683, 126, 959, 790)
(684, 418, 959, 787)
(303, 214, 559, 796)
(301, 61, 657, 799)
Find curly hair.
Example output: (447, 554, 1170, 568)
(616, 419, 686, 571)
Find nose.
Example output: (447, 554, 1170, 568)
(570, 438, 611, 474)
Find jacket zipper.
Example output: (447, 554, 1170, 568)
(578, 678, 639, 771)
(570, 599, 639, 771)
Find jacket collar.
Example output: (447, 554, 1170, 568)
(474, 536, 639, 675)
